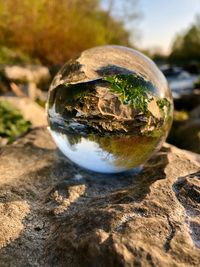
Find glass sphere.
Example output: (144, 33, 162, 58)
(47, 45, 173, 173)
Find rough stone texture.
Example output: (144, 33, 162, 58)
(0, 127, 200, 267)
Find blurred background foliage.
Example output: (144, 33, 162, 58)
(0, 0, 200, 66)
(0, 0, 200, 153)
(0, 0, 133, 65)
(169, 15, 200, 64)
(0, 100, 31, 144)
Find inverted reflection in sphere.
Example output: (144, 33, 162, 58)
(47, 46, 173, 173)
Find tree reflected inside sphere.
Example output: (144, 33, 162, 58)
(47, 46, 173, 173)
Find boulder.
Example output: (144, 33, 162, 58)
(174, 90, 200, 111)
(3, 65, 50, 86)
(0, 65, 51, 100)
(171, 119, 200, 154)
(168, 106, 200, 154)
(0, 127, 200, 266)
(190, 105, 200, 119)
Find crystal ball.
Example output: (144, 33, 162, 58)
(47, 45, 173, 173)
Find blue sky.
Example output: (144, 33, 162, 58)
(101, 0, 200, 54)
(137, 0, 200, 53)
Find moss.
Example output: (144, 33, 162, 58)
(156, 98, 171, 110)
(0, 100, 31, 144)
(104, 74, 155, 114)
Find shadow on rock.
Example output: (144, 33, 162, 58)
(0, 127, 170, 266)
(44, 148, 170, 267)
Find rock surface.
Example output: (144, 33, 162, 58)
(0, 127, 200, 267)
(3, 65, 50, 85)
(0, 65, 50, 100)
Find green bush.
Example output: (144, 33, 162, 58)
(169, 15, 200, 64)
(0, 100, 31, 143)
(0, 0, 132, 65)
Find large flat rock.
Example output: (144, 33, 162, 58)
(0, 128, 199, 266)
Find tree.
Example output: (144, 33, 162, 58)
(169, 15, 200, 64)
(0, 0, 139, 65)
(102, 0, 140, 41)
